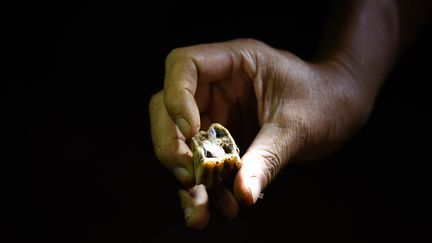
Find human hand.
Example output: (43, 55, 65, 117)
(149, 39, 371, 229)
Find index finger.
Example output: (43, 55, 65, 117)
(163, 43, 236, 138)
(149, 91, 195, 187)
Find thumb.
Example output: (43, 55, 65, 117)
(234, 123, 298, 205)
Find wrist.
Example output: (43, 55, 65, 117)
(315, 55, 375, 132)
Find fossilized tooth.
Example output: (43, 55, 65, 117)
(192, 123, 241, 189)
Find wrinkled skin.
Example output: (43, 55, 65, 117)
(149, 0, 432, 229)
(149, 39, 371, 230)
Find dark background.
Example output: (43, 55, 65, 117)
(4, 1, 431, 242)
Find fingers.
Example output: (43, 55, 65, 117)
(234, 123, 295, 205)
(178, 185, 239, 230)
(149, 91, 194, 187)
(163, 44, 235, 138)
(178, 185, 210, 230)
(210, 187, 239, 220)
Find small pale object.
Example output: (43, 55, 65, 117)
(192, 123, 241, 189)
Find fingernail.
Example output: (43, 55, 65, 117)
(174, 167, 191, 185)
(246, 177, 262, 204)
(183, 207, 194, 220)
(175, 117, 191, 137)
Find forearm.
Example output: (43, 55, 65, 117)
(317, 0, 431, 109)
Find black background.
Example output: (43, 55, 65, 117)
(4, 1, 432, 242)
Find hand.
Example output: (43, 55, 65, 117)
(149, 39, 371, 229)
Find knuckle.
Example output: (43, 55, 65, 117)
(166, 47, 183, 61)
(165, 48, 181, 68)
(165, 47, 194, 66)
(232, 38, 265, 48)
(148, 91, 163, 110)
(163, 91, 184, 116)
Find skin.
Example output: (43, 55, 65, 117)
(149, 0, 431, 230)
